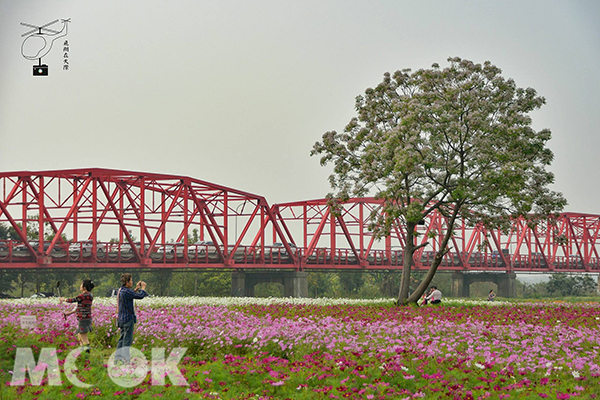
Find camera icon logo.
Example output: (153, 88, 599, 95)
(33, 64, 48, 76)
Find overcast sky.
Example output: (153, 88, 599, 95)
(1, 1, 599, 215)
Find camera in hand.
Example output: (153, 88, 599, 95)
(33, 64, 48, 76)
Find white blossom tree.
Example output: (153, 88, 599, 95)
(312, 57, 566, 305)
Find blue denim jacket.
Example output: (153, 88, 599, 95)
(117, 287, 147, 325)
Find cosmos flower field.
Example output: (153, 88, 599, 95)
(1, 297, 599, 399)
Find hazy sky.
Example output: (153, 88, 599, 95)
(1, 1, 599, 214)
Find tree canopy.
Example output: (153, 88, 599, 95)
(312, 57, 566, 304)
(546, 274, 597, 297)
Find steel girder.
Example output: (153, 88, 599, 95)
(0, 168, 290, 268)
(272, 198, 600, 273)
(1, 170, 600, 273)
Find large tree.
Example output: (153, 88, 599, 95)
(312, 57, 566, 305)
(546, 273, 597, 297)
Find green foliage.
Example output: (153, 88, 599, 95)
(196, 272, 232, 296)
(517, 279, 550, 299)
(312, 57, 566, 233)
(308, 272, 341, 297)
(337, 272, 364, 297)
(188, 228, 200, 244)
(312, 57, 567, 304)
(254, 282, 284, 297)
(0, 270, 16, 293)
(0, 223, 10, 240)
(139, 270, 173, 296)
(546, 273, 597, 297)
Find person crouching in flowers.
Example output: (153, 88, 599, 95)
(60, 279, 95, 353)
(425, 286, 442, 305)
(419, 288, 433, 306)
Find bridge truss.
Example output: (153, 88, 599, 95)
(0, 168, 293, 268)
(269, 198, 600, 273)
(1, 169, 599, 273)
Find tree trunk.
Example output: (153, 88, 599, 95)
(406, 211, 460, 304)
(406, 255, 443, 303)
(397, 222, 416, 304)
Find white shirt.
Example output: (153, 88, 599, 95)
(426, 289, 442, 301)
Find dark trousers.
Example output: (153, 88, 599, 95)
(115, 319, 135, 362)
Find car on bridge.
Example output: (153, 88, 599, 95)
(490, 250, 508, 267)
(157, 242, 186, 256)
(530, 252, 548, 268)
(68, 240, 107, 254)
(261, 242, 299, 262)
(188, 241, 250, 262)
(120, 242, 152, 254)
(188, 241, 220, 259)
(14, 241, 62, 254)
(568, 255, 583, 268)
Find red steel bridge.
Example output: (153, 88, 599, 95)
(1, 168, 599, 274)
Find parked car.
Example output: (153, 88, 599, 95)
(467, 252, 484, 266)
(490, 250, 508, 267)
(188, 241, 221, 259)
(158, 242, 186, 255)
(227, 245, 254, 262)
(390, 247, 404, 264)
(567, 255, 583, 268)
(14, 241, 58, 253)
(68, 240, 107, 253)
(262, 242, 298, 261)
(121, 242, 152, 254)
(419, 250, 437, 265)
(188, 241, 253, 262)
(530, 252, 548, 267)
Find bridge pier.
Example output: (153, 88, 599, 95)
(451, 272, 516, 298)
(231, 271, 308, 298)
(497, 273, 517, 298)
(451, 272, 467, 297)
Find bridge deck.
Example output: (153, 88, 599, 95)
(1, 245, 597, 273)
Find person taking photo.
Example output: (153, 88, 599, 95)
(115, 273, 147, 364)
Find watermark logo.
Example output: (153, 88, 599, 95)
(10, 347, 189, 388)
(20, 18, 71, 76)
